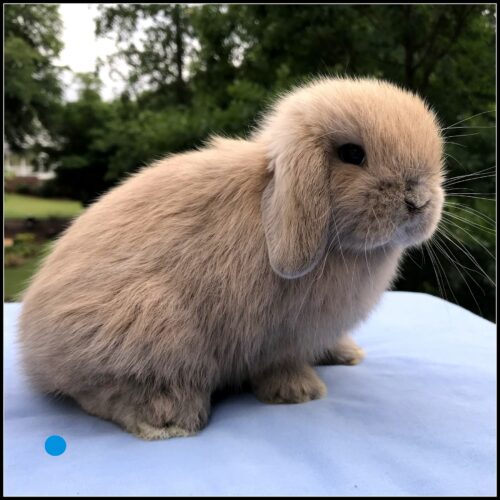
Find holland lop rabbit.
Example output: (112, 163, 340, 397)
(19, 77, 445, 439)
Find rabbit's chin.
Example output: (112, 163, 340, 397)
(393, 204, 444, 249)
(392, 221, 440, 249)
(337, 209, 443, 253)
(379, 215, 442, 251)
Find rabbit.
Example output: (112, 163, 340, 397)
(18, 77, 445, 440)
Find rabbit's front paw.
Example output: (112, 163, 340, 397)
(318, 335, 365, 366)
(252, 363, 326, 404)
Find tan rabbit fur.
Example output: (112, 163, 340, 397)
(18, 77, 445, 440)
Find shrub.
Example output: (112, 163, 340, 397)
(15, 232, 36, 244)
(5, 253, 27, 268)
(15, 183, 37, 196)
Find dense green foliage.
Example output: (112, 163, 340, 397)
(4, 4, 496, 319)
(5, 4, 64, 153)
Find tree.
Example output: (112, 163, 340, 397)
(96, 4, 192, 106)
(45, 74, 116, 206)
(5, 4, 64, 153)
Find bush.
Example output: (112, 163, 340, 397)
(5, 233, 40, 268)
(35, 179, 68, 199)
(5, 253, 26, 268)
(15, 183, 38, 196)
(15, 232, 36, 244)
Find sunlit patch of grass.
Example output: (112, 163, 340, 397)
(4, 194, 83, 219)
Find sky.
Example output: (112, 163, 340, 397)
(56, 4, 127, 101)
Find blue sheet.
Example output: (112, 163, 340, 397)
(4, 292, 496, 496)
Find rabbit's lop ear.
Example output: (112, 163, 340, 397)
(261, 145, 330, 279)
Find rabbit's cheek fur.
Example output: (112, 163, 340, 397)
(330, 174, 444, 251)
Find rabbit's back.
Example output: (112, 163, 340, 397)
(18, 139, 278, 393)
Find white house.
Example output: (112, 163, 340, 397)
(4, 149, 55, 181)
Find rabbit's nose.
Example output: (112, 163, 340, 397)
(404, 180, 431, 213)
(404, 197, 429, 213)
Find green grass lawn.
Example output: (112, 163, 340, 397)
(4, 252, 46, 301)
(4, 194, 83, 219)
(4, 194, 82, 302)
(4, 241, 54, 302)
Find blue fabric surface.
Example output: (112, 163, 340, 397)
(4, 292, 497, 496)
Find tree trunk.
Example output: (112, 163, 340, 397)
(173, 5, 186, 104)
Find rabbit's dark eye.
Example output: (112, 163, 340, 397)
(338, 144, 365, 166)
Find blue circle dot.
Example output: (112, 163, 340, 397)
(45, 435, 66, 456)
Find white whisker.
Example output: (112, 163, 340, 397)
(438, 224, 495, 285)
(444, 201, 496, 225)
(441, 110, 496, 130)
(444, 133, 481, 139)
(440, 215, 496, 258)
(446, 195, 495, 201)
(432, 233, 484, 315)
